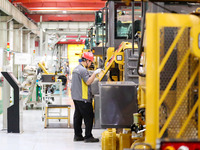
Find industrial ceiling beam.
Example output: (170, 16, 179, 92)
(11, 0, 106, 23)
(28, 14, 95, 22)
(28, 8, 102, 11)
(41, 22, 93, 32)
(30, 10, 96, 14)
(17, 2, 105, 11)
(13, 0, 105, 3)
(19, 2, 105, 7)
(49, 35, 65, 48)
(0, 0, 39, 34)
(12, 0, 105, 22)
(45, 31, 86, 35)
(13, 1, 106, 12)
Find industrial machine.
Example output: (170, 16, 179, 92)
(37, 62, 63, 116)
(90, 1, 142, 129)
(96, 1, 141, 82)
(1, 72, 23, 133)
(84, 1, 141, 73)
(101, 0, 200, 150)
(22, 65, 38, 109)
(1, 68, 38, 132)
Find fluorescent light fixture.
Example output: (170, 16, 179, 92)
(60, 38, 66, 42)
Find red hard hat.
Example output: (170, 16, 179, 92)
(82, 52, 94, 62)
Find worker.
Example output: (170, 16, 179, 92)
(71, 52, 102, 142)
(63, 61, 70, 90)
(65, 61, 70, 78)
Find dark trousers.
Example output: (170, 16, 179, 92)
(73, 100, 94, 139)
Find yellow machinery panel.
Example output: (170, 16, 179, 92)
(99, 42, 132, 81)
(145, 13, 200, 148)
(190, 25, 200, 57)
(67, 44, 84, 74)
(101, 5, 200, 150)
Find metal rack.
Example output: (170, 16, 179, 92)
(44, 104, 71, 128)
(40, 80, 62, 121)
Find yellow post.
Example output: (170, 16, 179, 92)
(145, 13, 159, 148)
(199, 62, 200, 139)
(68, 107, 71, 128)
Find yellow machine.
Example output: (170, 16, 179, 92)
(38, 62, 66, 83)
(38, 62, 49, 75)
(101, 1, 200, 150)
(87, 1, 142, 82)
(144, 11, 200, 149)
(99, 41, 138, 81)
(98, 0, 141, 82)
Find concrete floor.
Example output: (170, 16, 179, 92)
(0, 88, 105, 150)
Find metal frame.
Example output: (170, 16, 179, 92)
(40, 81, 63, 121)
(146, 13, 200, 148)
(44, 105, 71, 128)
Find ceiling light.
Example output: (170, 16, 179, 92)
(60, 38, 66, 42)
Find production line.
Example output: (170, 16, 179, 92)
(1, 0, 200, 150)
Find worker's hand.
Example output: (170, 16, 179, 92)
(94, 68, 102, 75)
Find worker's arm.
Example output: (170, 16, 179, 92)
(85, 68, 102, 85)
(86, 73, 96, 85)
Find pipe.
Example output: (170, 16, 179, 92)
(131, 1, 135, 55)
(137, 1, 146, 77)
(102, 4, 108, 64)
(105, 4, 108, 49)
(101, 9, 105, 64)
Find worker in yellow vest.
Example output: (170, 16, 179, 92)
(71, 52, 102, 142)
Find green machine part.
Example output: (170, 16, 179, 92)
(95, 11, 103, 25)
(36, 83, 42, 102)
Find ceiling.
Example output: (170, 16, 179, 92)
(11, 0, 106, 22)
(10, 0, 106, 45)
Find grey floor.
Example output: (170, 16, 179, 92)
(0, 88, 105, 150)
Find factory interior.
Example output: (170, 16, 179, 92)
(1, 0, 200, 150)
